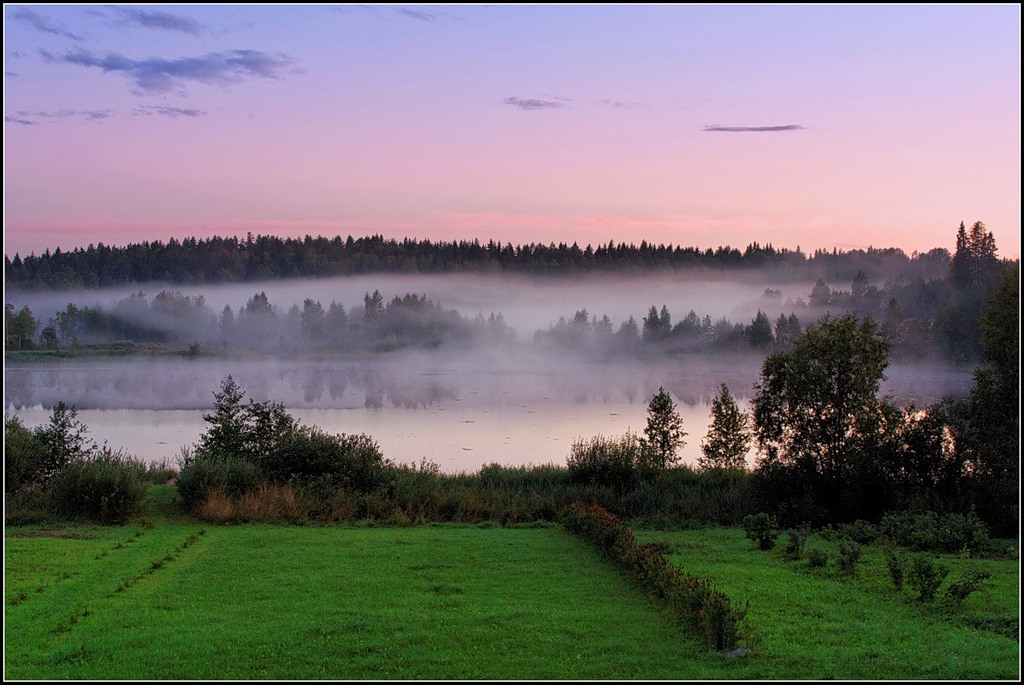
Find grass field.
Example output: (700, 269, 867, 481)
(4, 487, 1019, 680)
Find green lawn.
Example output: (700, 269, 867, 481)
(4, 491, 1019, 680)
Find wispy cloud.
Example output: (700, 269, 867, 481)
(600, 99, 645, 109)
(5, 109, 116, 125)
(504, 96, 567, 111)
(114, 7, 204, 35)
(395, 7, 459, 22)
(397, 8, 438, 22)
(40, 48, 299, 93)
(10, 7, 83, 40)
(704, 124, 805, 133)
(134, 105, 206, 118)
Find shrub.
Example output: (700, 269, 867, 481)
(907, 553, 949, 602)
(807, 548, 829, 568)
(742, 512, 779, 550)
(883, 544, 905, 591)
(567, 432, 643, 491)
(562, 501, 746, 651)
(944, 569, 992, 605)
(176, 456, 262, 511)
(836, 540, 861, 577)
(264, 427, 392, 493)
(782, 528, 808, 560)
(5, 405, 95, 491)
(880, 510, 990, 553)
(49, 449, 148, 524)
(837, 519, 880, 544)
(4, 414, 50, 492)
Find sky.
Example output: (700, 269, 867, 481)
(3, 4, 1021, 260)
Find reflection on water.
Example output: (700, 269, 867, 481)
(4, 354, 972, 473)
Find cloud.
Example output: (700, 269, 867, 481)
(134, 105, 206, 118)
(115, 7, 204, 35)
(40, 48, 298, 93)
(504, 96, 567, 111)
(600, 99, 644, 109)
(703, 124, 805, 133)
(5, 109, 116, 125)
(10, 7, 84, 40)
(395, 7, 459, 22)
(397, 8, 438, 22)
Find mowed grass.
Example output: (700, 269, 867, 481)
(5, 495, 1020, 680)
(634, 527, 1020, 680)
(5, 519, 737, 679)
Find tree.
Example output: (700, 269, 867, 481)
(951, 221, 971, 289)
(699, 384, 752, 471)
(753, 314, 890, 472)
(32, 402, 95, 482)
(746, 310, 774, 348)
(641, 386, 686, 469)
(5, 304, 39, 350)
(751, 314, 893, 522)
(951, 220, 999, 289)
(809, 279, 832, 309)
(774, 313, 801, 349)
(958, 265, 1019, 534)
(196, 375, 249, 461)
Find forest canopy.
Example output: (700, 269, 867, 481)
(4, 232, 968, 292)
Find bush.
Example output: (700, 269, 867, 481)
(4, 414, 50, 492)
(5, 405, 95, 491)
(49, 449, 148, 524)
(907, 553, 949, 602)
(883, 544, 905, 591)
(742, 512, 779, 550)
(264, 427, 392, 493)
(836, 540, 861, 577)
(837, 519, 880, 544)
(782, 528, 808, 560)
(807, 548, 829, 568)
(562, 502, 747, 651)
(880, 510, 990, 553)
(176, 456, 262, 511)
(944, 569, 991, 605)
(567, 432, 644, 491)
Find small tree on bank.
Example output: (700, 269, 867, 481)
(699, 383, 751, 471)
(642, 386, 686, 469)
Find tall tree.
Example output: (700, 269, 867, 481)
(746, 310, 774, 348)
(951, 221, 971, 289)
(699, 383, 752, 471)
(752, 314, 894, 522)
(959, 265, 1019, 534)
(641, 386, 686, 469)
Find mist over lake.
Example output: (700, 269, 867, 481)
(6, 270, 825, 342)
(4, 272, 970, 471)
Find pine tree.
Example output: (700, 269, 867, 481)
(699, 384, 752, 470)
(641, 386, 686, 469)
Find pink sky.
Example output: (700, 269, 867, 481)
(4, 4, 1020, 259)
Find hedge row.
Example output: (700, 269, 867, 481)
(561, 501, 747, 651)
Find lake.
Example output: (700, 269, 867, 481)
(4, 352, 972, 473)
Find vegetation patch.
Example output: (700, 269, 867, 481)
(562, 501, 748, 651)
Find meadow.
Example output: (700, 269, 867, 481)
(4, 487, 1018, 681)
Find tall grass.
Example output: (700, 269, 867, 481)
(186, 460, 756, 526)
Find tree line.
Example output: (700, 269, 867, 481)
(7, 265, 1011, 367)
(5, 231, 966, 292)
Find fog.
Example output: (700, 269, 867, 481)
(4, 272, 973, 471)
(7, 270, 820, 343)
